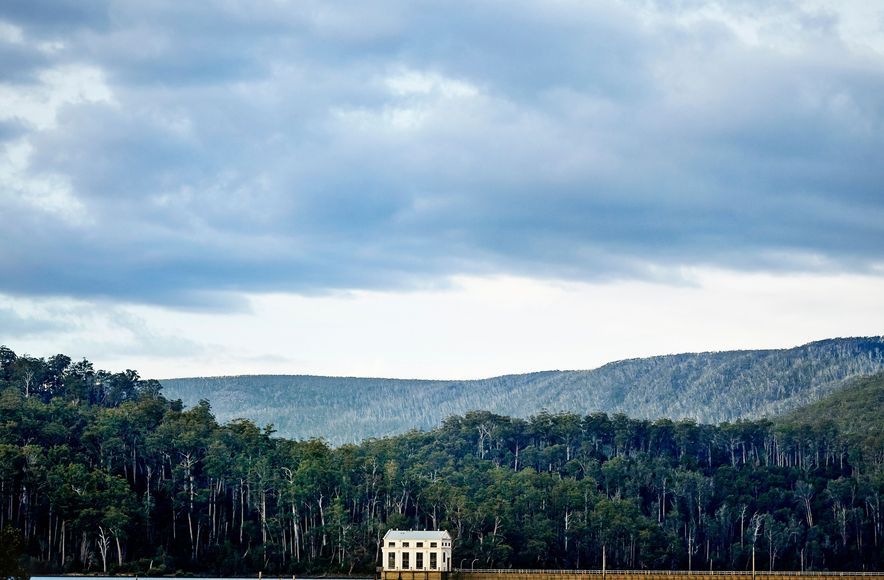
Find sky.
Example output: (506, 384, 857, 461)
(1, 0, 883, 380)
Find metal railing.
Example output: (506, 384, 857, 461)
(453, 571, 883, 577)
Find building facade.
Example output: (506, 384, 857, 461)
(382, 530, 453, 578)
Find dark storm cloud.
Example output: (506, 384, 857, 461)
(1, 0, 883, 308)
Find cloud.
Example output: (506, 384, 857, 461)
(0, 305, 67, 337)
(0, 294, 207, 362)
(0, 0, 883, 309)
(0, 119, 26, 141)
(0, 0, 110, 35)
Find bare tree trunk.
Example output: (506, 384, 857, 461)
(23, 369, 34, 399)
(240, 479, 245, 544)
(97, 526, 111, 573)
(319, 493, 327, 548)
(115, 532, 123, 566)
(261, 488, 267, 544)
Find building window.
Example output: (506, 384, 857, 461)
(388, 542, 395, 547)
(430, 553, 438, 569)
(416, 553, 424, 569)
(388, 553, 395, 569)
(416, 542, 423, 548)
(403, 552, 410, 569)
(402, 542, 409, 547)
(443, 552, 446, 563)
(430, 542, 437, 548)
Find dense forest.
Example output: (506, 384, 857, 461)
(779, 373, 884, 445)
(0, 346, 882, 576)
(162, 337, 884, 443)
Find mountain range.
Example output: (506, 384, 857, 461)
(160, 336, 884, 443)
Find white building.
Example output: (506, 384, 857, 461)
(382, 530, 453, 573)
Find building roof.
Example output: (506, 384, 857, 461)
(383, 530, 452, 540)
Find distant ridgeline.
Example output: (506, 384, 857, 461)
(161, 337, 884, 443)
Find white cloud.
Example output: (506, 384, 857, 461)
(0, 62, 114, 224)
(332, 70, 481, 133)
(0, 293, 205, 366)
(6, 269, 881, 380)
(0, 21, 24, 43)
(804, 0, 884, 55)
(386, 69, 480, 99)
(0, 64, 114, 130)
(0, 140, 90, 225)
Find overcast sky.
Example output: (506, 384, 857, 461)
(1, 0, 883, 379)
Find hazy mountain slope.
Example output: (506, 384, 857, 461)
(161, 336, 884, 443)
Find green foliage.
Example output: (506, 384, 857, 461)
(161, 337, 884, 443)
(0, 346, 882, 575)
(778, 372, 884, 457)
(0, 526, 29, 580)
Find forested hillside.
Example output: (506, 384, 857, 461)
(162, 337, 884, 443)
(0, 347, 882, 575)
(779, 373, 884, 449)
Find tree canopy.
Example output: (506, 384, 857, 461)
(0, 347, 882, 575)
